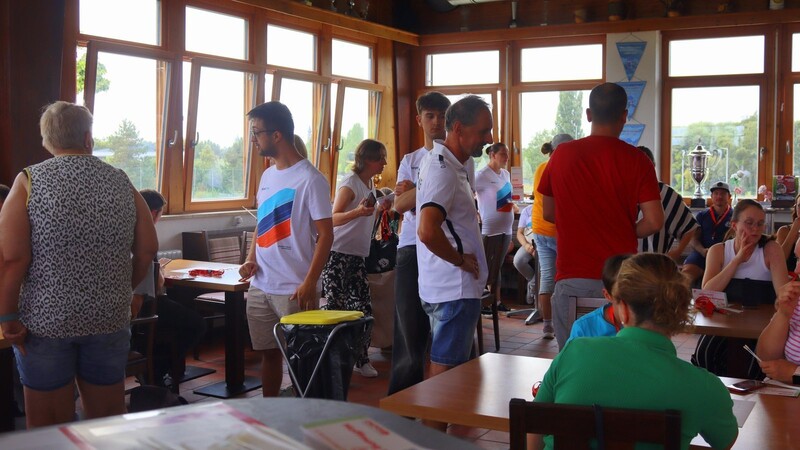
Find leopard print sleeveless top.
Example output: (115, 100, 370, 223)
(20, 155, 136, 338)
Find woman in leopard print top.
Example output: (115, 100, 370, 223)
(0, 101, 158, 428)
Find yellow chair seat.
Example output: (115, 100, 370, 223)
(280, 310, 364, 325)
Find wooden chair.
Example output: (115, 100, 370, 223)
(508, 398, 682, 450)
(241, 230, 254, 263)
(569, 296, 608, 322)
(476, 234, 509, 354)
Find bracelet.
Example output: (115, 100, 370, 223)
(453, 254, 465, 267)
(0, 312, 19, 323)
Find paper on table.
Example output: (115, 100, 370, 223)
(302, 416, 431, 450)
(731, 399, 756, 427)
(762, 378, 800, 397)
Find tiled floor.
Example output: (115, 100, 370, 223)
(145, 298, 700, 449)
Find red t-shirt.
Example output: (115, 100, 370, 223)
(537, 135, 661, 281)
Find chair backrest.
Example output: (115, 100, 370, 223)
(508, 398, 681, 450)
(568, 296, 608, 321)
(207, 236, 242, 264)
(483, 234, 509, 288)
(241, 231, 255, 264)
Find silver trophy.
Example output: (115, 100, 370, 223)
(688, 141, 711, 207)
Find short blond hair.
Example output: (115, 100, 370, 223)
(40, 101, 93, 152)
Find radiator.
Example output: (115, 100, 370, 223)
(157, 249, 183, 260)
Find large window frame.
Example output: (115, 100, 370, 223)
(660, 26, 776, 197)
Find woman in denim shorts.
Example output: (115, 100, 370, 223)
(0, 101, 158, 428)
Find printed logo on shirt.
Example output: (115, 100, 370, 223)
(257, 188, 295, 248)
(496, 181, 513, 212)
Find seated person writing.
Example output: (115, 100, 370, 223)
(532, 253, 738, 450)
(566, 254, 628, 344)
(692, 199, 787, 378)
(756, 279, 800, 385)
(682, 181, 732, 286)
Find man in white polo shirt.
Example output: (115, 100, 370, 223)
(416, 95, 492, 416)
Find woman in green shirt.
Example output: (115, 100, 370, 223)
(533, 253, 738, 450)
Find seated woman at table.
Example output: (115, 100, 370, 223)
(775, 192, 800, 271)
(692, 199, 788, 378)
(756, 274, 800, 384)
(533, 253, 738, 450)
(566, 254, 627, 344)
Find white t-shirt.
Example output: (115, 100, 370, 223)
(251, 159, 333, 295)
(397, 147, 428, 249)
(331, 172, 375, 257)
(416, 142, 488, 303)
(475, 166, 514, 236)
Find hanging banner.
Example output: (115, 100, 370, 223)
(618, 81, 646, 118)
(620, 124, 645, 147)
(616, 41, 647, 81)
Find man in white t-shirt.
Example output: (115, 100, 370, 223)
(239, 101, 333, 397)
(416, 96, 492, 430)
(387, 91, 450, 395)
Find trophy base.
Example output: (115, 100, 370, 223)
(690, 198, 707, 208)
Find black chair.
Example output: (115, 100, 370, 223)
(508, 398, 681, 450)
(476, 234, 508, 354)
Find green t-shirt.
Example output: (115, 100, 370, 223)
(536, 327, 738, 450)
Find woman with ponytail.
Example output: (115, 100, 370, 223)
(533, 253, 738, 450)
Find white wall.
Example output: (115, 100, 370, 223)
(606, 31, 661, 174)
(156, 211, 257, 252)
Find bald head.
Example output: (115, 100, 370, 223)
(589, 83, 628, 124)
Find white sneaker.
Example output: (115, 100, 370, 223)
(354, 362, 378, 378)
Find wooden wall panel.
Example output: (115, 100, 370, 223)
(0, 0, 66, 185)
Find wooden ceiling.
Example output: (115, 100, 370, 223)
(324, 0, 797, 34)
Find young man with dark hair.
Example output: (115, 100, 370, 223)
(682, 181, 732, 285)
(537, 82, 664, 349)
(239, 101, 333, 397)
(387, 92, 451, 395)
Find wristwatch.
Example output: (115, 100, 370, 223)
(793, 366, 800, 386)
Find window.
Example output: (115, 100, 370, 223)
(272, 72, 330, 169)
(333, 82, 383, 187)
(520, 44, 602, 82)
(332, 39, 373, 81)
(514, 39, 602, 193)
(85, 47, 172, 191)
(663, 29, 770, 199)
(267, 25, 316, 71)
(426, 50, 499, 86)
(185, 62, 258, 204)
(79, 0, 159, 45)
(186, 6, 248, 60)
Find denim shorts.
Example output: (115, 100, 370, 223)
(422, 298, 480, 366)
(532, 233, 557, 294)
(15, 328, 130, 391)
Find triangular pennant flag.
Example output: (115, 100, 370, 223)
(616, 41, 647, 81)
(620, 124, 645, 147)
(618, 81, 646, 119)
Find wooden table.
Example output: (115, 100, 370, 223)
(691, 377, 800, 449)
(690, 304, 774, 339)
(380, 353, 548, 431)
(163, 259, 258, 398)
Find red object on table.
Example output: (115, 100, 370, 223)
(188, 268, 225, 278)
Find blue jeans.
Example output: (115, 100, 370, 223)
(532, 234, 557, 294)
(387, 246, 431, 395)
(422, 298, 480, 366)
(15, 328, 130, 391)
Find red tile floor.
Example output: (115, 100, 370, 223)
(130, 297, 700, 449)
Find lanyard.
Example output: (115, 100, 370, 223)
(709, 205, 730, 241)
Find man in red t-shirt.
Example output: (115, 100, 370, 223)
(537, 82, 664, 349)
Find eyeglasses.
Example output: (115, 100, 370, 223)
(250, 128, 276, 139)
